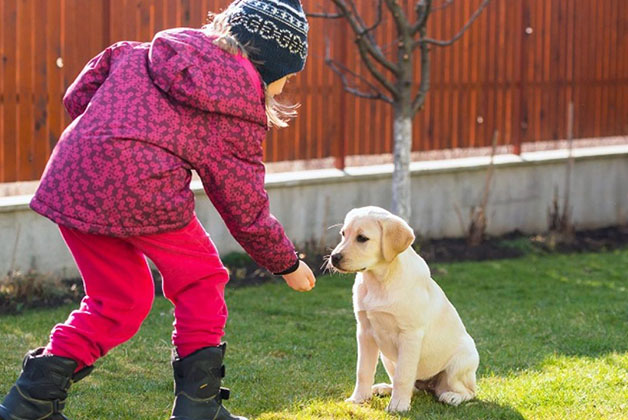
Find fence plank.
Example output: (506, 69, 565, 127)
(1, 0, 627, 182)
(32, 0, 48, 180)
(0, 0, 3, 180)
(2, 0, 17, 182)
(17, 0, 34, 181)
(617, 0, 625, 135)
(0, 0, 4, 181)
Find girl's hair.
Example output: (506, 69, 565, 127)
(203, 11, 298, 129)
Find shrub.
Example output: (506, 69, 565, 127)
(0, 271, 83, 314)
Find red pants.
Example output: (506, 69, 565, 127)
(45, 217, 229, 367)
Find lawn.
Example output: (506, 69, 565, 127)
(1, 249, 627, 419)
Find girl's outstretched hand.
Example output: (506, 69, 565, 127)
(283, 261, 316, 292)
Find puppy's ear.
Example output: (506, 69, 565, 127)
(380, 216, 415, 262)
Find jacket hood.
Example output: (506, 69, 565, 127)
(147, 28, 266, 127)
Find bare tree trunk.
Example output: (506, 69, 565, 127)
(392, 101, 413, 221)
(309, 0, 491, 222)
(392, 31, 414, 221)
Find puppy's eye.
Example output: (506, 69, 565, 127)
(356, 234, 369, 243)
(340, 230, 345, 237)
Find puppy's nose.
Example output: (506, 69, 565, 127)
(331, 253, 343, 266)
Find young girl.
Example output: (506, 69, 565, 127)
(0, 1, 314, 419)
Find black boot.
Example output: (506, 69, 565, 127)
(0, 348, 93, 420)
(170, 343, 247, 420)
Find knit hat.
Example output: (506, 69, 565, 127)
(226, 0, 309, 85)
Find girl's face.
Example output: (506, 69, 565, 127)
(267, 73, 296, 97)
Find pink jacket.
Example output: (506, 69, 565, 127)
(30, 28, 298, 274)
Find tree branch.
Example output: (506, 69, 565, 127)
(363, 0, 384, 34)
(328, 0, 400, 75)
(355, 40, 399, 99)
(417, 0, 491, 47)
(305, 2, 345, 18)
(324, 39, 393, 103)
(306, 11, 344, 18)
(383, 0, 410, 37)
(411, 0, 432, 35)
(350, 0, 384, 46)
(432, 0, 454, 11)
(413, 26, 430, 114)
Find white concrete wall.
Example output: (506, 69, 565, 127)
(1, 145, 627, 278)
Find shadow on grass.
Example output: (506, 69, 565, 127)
(253, 394, 525, 420)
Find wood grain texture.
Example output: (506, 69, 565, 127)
(1, 0, 626, 181)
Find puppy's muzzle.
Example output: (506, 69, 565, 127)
(330, 253, 343, 268)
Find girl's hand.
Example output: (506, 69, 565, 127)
(283, 261, 316, 292)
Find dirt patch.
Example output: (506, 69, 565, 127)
(532, 226, 628, 253)
(2, 226, 627, 314)
(415, 226, 628, 264)
(224, 226, 628, 285)
(0, 273, 84, 314)
(416, 235, 526, 263)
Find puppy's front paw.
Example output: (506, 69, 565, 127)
(385, 397, 411, 412)
(438, 391, 466, 406)
(372, 383, 393, 396)
(345, 391, 372, 404)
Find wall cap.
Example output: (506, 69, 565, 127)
(2, 144, 627, 212)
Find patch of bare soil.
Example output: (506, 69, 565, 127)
(224, 226, 628, 286)
(3, 226, 626, 314)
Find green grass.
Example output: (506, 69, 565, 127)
(1, 249, 628, 419)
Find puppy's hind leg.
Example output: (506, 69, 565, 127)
(435, 343, 479, 406)
(372, 354, 395, 396)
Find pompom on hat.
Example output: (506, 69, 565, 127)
(225, 0, 309, 85)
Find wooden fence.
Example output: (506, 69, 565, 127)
(1, 0, 627, 182)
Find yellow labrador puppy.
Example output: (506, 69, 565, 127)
(330, 206, 479, 412)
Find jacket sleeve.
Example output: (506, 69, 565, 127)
(197, 123, 299, 275)
(63, 41, 137, 120)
